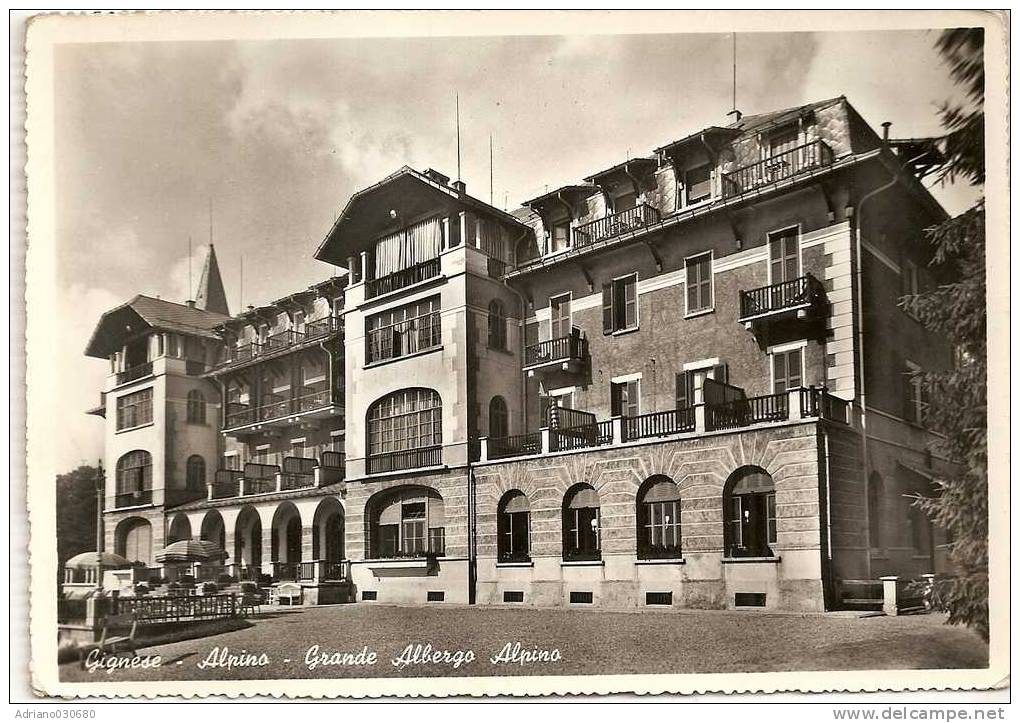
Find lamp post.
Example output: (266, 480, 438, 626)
(94, 460, 105, 592)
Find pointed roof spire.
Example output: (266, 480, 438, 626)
(195, 244, 229, 316)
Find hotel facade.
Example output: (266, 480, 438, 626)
(84, 96, 953, 612)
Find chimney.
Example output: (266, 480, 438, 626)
(423, 168, 450, 186)
(882, 121, 892, 143)
(727, 109, 742, 124)
(451, 180, 467, 194)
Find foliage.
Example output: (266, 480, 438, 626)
(56, 465, 100, 582)
(899, 27, 987, 641)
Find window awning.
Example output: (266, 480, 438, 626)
(642, 478, 681, 503)
(730, 469, 775, 495)
(503, 492, 530, 514)
(567, 486, 599, 509)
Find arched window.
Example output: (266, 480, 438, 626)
(368, 486, 445, 558)
(637, 476, 682, 559)
(115, 451, 152, 506)
(868, 472, 883, 549)
(117, 518, 153, 565)
(187, 389, 206, 424)
(186, 455, 206, 490)
(367, 389, 442, 473)
(497, 490, 530, 562)
(487, 300, 507, 350)
(488, 396, 509, 439)
(562, 484, 600, 561)
(723, 466, 776, 558)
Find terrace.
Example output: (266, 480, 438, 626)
(480, 386, 850, 462)
(209, 453, 345, 500)
(214, 317, 340, 372)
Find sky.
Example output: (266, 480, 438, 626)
(52, 27, 980, 472)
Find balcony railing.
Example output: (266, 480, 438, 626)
(800, 387, 851, 425)
(114, 489, 153, 508)
(211, 470, 242, 499)
(321, 451, 345, 469)
(738, 274, 825, 322)
(524, 333, 585, 369)
(281, 456, 316, 491)
(623, 408, 695, 442)
(272, 561, 302, 582)
(116, 362, 153, 385)
(574, 203, 661, 248)
(242, 463, 279, 495)
(294, 388, 332, 413)
(367, 445, 442, 474)
(216, 319, 340, 370)
(706, 392, 789, 431)
(265, 329, 305, 352)
(488, 432, 542, 460)
(366, 312, 441, 364)
(722, 140, 834, 197)
(366, 257, 441, 299)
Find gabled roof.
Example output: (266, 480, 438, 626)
(84, 295, 230, 358)
(315, 165, 529, 266)
(728, 96, 845, 134)
(583, 157, 658, 184)
(653, 127, 741, 156)
(522, 184, 598, 210)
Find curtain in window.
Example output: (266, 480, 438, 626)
(367, 388, 442, 456)
(478, 220, 510, 262)
(374, 216, 443, 278)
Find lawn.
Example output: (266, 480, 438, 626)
(59, 604, 988, 682)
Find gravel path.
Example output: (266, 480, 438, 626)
(60, 604, 988, 682)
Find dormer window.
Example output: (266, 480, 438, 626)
(550, 220, 570, 254)
(612, 190, 638, 213)
(767, 127, 800, 159)
(685, 164, 712, 206)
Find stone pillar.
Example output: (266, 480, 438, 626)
(260, 525, 274, 577)
(302, 525, 314, 563)
(459, 211, 468, 247)
(787, 388, 803, 421)
(478, 437, 489, 462)
(539, 427, 551, 455)
(360, 250, 371, 283)
(880, 575, 900, 616)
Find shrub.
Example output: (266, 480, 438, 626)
(179, 574, 196, 586)
(216, 573, 235, 585)
(134, 583, 149, 596)
(200, 582, 219, 595)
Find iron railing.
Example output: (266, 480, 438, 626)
(738, 274, 825, 321)
(272, 562, 302, 582)
(800, 387, 851, 424)
(294, 387, 332, 412)
(114, 489, 153, 508)
(113, 593, 238, 623)
(322, 560, 350, 581)
(366, 257, 441, 299)
(212, 470, 242, 499)
(366, 311, 441, 363)
(281, 456, 316, 490)
(321, 451, 345, 469)
(706, 392, 789, 431)
(524, 333, 585, 368)
(242, 463, 279, 495)
(366, 445, 442, 474)
(624, 407, 695, 441)
(722, 140, 834, 197)
(116, 362, 153, 385)
(551, 420, 614, 452)
(488, 432, 542, 460)
(573, 203, 661, 247)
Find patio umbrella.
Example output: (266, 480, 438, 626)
(154, 538, 228, 563)
(64, 551, 131, 569)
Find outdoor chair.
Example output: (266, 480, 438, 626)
(78, 612, 139, 669)
(239, 591, 262, 617)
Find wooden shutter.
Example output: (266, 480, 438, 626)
(675, 372, 693, 409)
(610, 383, 622, 416)
(624, 276, 637, 328)
(602, 283, 614, 335)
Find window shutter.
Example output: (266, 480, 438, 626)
(602, 283, 614, 334)
(624, 277, 637, 328)
(711, 363, 728, 384)
(675, 372, 690, 409)
(610, 383, 621, 417)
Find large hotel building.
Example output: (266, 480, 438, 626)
(84, 96, 952, 611)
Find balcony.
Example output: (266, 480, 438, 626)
(211, 453, 345, 501)
(738, 274, 826, 327)
(366, 312, 441, 365)
(215, 318, 341, 372)
(480, 387, 851, 462)
(573, 203, 661, 248)
(223, 390, 340, 432)
(722, 140, 834, 198)
(114, 489, 153, 508)
(366, 445, 442, 475)
(365, 257, 441, 300)
(116, 362, 153, 386)
(523, 331, 587, 374)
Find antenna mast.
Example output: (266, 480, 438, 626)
(188, 235, 192, 300)
(489, 134, 494, 205)
(239, 255, 244, 311)
(456, 92, 462, 182)
(727, 32, 742, 123)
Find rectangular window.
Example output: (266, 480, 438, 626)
(549, 294, 571, 339)
(685, 253, 713, 314)
(601, 274, 638, 334)
(366, 295, 441, 364)
(735, 592, 767, 607)
(613, 190, 638, 213)
(766, 493, 777, 545)
(428, 527, 446, 555)
(550, 221, 570, 253)
(611, 379, 640, 418)
(503, 591, 524, 603)
(361, 590, 378, 601)
(675, 371, 694, 409)
(569, 591, 594, 604)
(524, 321, 539, 349)
(772, 347, 803, 394)
(769, 228, 800, 284)
(727, 496, 743, 550)
(685, 164, 712, 205)
(645, 591, 673, 606)
(768, 128, 799, 157)
(426, 591, 445, 602)
(116, 388, 153, 431)
(401, 502, 426, 555)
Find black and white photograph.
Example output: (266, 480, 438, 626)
(18, 9, 1008, 703)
